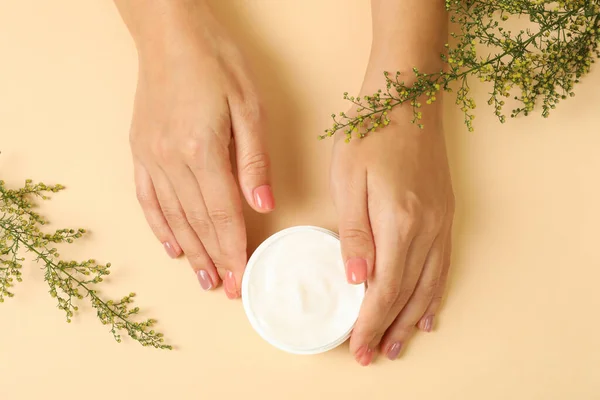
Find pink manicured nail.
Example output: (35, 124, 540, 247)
(163, 241, 180, 259)
(359, 347, 373, 366)
(355, 345, 373, 366)
(196, 270, 213, 291)
(253, 185, 275, 211)
(346, 258, 368, 284)
(420, 315, 434, 332)
(386, 342, 402, 360)
(224, 270, 238, 299)
(355, 345, 367, 359)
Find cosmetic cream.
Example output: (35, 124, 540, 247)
(242, 226, 365, 354)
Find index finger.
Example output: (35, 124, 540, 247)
(349, 213, 415, 366)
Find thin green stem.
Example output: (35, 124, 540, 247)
(328, 8, 580, 136)
(0, 219, 161, 346)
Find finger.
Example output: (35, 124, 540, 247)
(133, 160, 181, 259)
(418, 228, 452, 330)
(150, 166, 220, 291)
(162, 162, 235, 296)
(229, 98, 274, 213)
(187, 138, 247, 299)
(348, 211, 418, 366)
(381, 232, 445, 360)
(335, 169, 374, 285)
(358, 232, 435, 363)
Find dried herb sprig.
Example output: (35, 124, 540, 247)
(322, 0, 600, 142)
(0, 179, 171, 350)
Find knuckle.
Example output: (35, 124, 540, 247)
(396, 286, 415, 306)
(401, 209, 420, 226)
(394, 206, 420, 236)
(162, 207, 187, 228)
(377, 284, 401, 309)
(405, 192, 423, 213)
(340, 226, 372, 247)
(422, 277, 440, 298)
(153, 138, 175, 164)
(183, 138, 205, 161)
(421, 209, 445, 232)
(240, 151, 270, 176)
(135, 189, 153, 207)
(338, 174, 362, 195)
(237, 97, 264, 125)
(430, 293, 443, 305)
(186, 214, 213, 238)
(208, 209, 234, 227)
(395, 194, 423, 226)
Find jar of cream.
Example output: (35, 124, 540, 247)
(241, 226, 365, 354)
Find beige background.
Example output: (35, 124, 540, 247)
(1, 1, 600, 399)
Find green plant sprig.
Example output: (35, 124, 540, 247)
(0, 179, 171, 350)
(321, 0, 600, 142)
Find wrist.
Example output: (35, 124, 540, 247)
(360, 64, 431, 99)
(366, 0, 448, 89)
(124, 0, 219, 64)
(360, 49, 446, 98)
(363, 43, 445, 83)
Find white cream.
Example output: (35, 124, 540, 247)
(242, 227, 365, 354)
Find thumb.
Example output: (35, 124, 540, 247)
(230, 101, 275, 213)
(336, 175, 375, 285)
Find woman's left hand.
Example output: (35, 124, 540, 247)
(331, 102, 454, 365)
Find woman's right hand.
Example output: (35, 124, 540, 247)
(120, 1, 274, 298)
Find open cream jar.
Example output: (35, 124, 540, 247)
(241, 226, 365, 354)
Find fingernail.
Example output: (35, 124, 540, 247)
(355, 345, 373, 366)
(386, 342, 402, 360)
(420, 315, 434, 332)
(358, 347, 374, 366)
(196, 270, 213, 291)
(346, 258, 368, 284)
(224, 270, 238, 299)
(163, 241, 180, 259)
(253, 185, 275, 211)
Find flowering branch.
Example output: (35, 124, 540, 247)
(0, 179, 171, 350)
(322, 0, 600, 142)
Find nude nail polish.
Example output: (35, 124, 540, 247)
(196, 270, 213, 291)
(163, 241, 180, 259)
(421, 315, 434, 332)
(386, 342, 402, 360)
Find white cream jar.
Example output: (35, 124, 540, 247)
(241, 226, 365, 354)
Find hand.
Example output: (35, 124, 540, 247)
(331, 102, 454, 365)
(128, 4, 274, 298)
